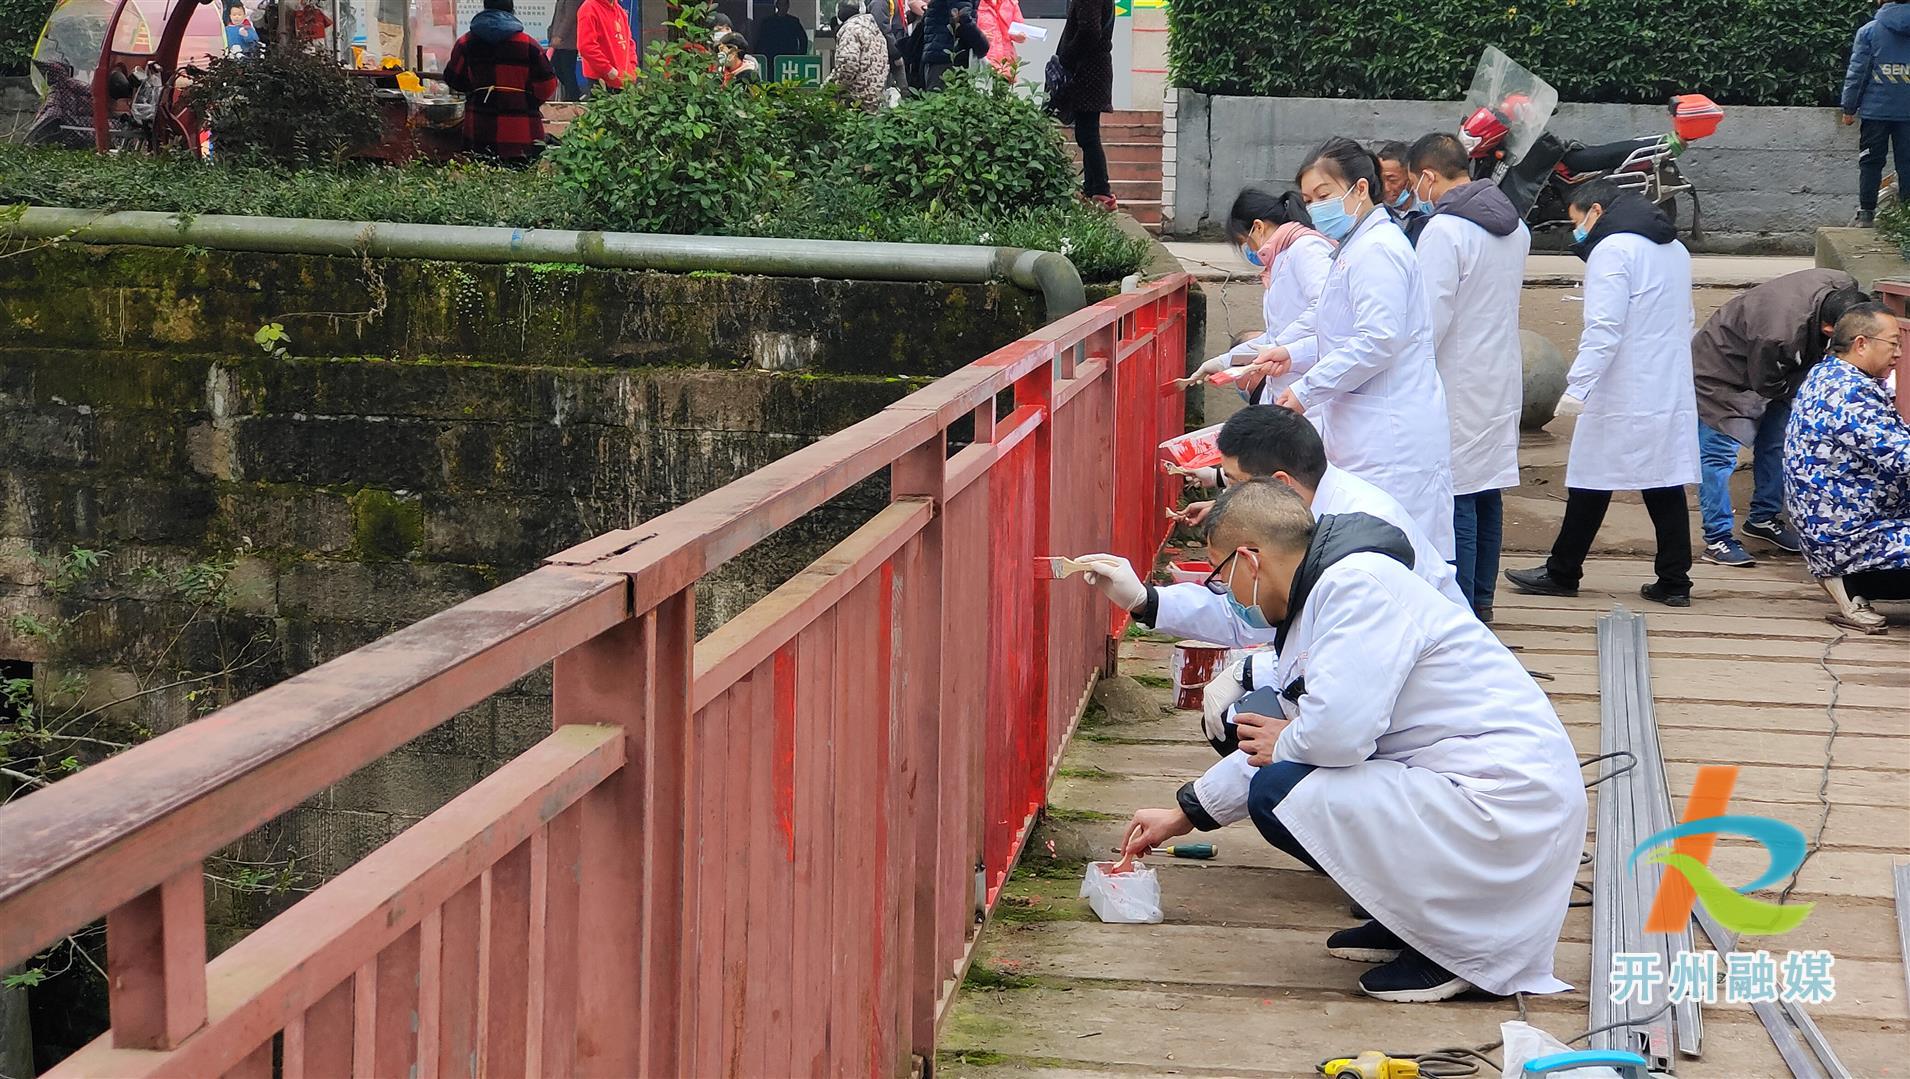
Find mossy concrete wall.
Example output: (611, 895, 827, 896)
(0, 242, 1044, 948)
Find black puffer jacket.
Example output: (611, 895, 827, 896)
(1052, 0, 1113, 115)
(1571, 191, 1676, 261)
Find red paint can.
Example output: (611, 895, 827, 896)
(1170, 640, 1229, 711)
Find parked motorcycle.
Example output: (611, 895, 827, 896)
(1455, 48, 1725, 241)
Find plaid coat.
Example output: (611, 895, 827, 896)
(444, 13, 560, 160)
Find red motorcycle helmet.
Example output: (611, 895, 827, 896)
(1458, 105, 1510, 159)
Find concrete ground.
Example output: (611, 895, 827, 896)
(938, 252, 1908, 1077)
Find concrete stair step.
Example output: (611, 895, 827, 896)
(1105, 159, 1159, 182)
(1110, 179, 1161, 199)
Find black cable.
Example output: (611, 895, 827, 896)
(1778, 630, 1844, 908)
(1571, 1001, 1674, 1045)
(1579, 749, 1636, 789)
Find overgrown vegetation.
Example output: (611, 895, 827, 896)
(1877, 199, 1910, 260)
(0, 0, 54, 75)
(0, 1, 1147, 280)
(183, 46, 383, 165)
(1169, 0, 1873, 106)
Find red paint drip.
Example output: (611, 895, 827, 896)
(773, 646, 798, 863)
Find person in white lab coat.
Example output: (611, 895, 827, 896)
(1254, 137, 1456, 560)
(1178, 188, 1335, 406)
(1074, 406, 1467, 752)
(1407, 133, 1531, 623)
(1505, 181, 1699, 606)
(1118, 480, 1586, 1003)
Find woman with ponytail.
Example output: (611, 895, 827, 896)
(1178, 187, 1334, 406)
(1254, 136, 1456, 561)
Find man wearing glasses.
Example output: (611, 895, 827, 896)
(1112, 480, 1584, 1005)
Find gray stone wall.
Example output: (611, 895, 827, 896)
(0, 78, 33, 144)
(0, 244, 1046, 948)
(1168, 91, 1856, 254)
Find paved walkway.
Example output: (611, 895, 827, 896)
(940, 459, 1909, 1077)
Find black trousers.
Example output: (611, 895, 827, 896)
(552, 48, 582, 102)
(1859, 118, 1910, 213)
(1074, 110, 1109, 198)
(1847, 567, 1910, 600)
(1546, 486, 1692, 594)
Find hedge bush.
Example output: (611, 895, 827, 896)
(1, 0, 56, 75)
(1168, 0, 1873, 106)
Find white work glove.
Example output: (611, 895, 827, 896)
(1175, 355, 1233, 389)
(1163, 463, 1220, 487)
(1202, 657, 1249, 746)
(1553, 393, 1585, 418)
(1074, 553, 1146, 612)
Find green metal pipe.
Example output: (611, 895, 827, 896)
(7, 208, 1088, 319)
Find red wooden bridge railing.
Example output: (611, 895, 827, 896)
(0, 274, 1190, 1077)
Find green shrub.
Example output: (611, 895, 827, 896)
(1168, 0, 1873, 107)
(1, 0, 57, 75)
(844, 67, 1077, 218)
(182, 46, 382, 165)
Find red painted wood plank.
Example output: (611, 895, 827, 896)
(371, 926, 421, 1079)
(479, 841, 531, 1078)
(280, 979, 351, 1079)
(217, 1039, 271, 1079)
(56, 727, 621, 1079)
(692, 500, 932, 713)
(827, 578, 880, 1077)
(533, 808, 582, 1079)
(641, 593, 693, 1077)
(740, 664, 775, 1078)
(350, 963, 374, 1079)
(556, 613, 647, 1079)
(765, 647, 797, 1075)
(0, 567, 627, 973)
(106, 867, 207, 1050)
(436, 879, 482, 1079)
(688, 689, 730, 1078)
(416, 911, 441, 1079)
(876, 559, 906, 1078)
(788, 612, 835, 1078)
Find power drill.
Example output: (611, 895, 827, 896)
(1318, 1051, 1420, 1079)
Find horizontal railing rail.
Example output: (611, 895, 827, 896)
(0, 273, 1190, 1077)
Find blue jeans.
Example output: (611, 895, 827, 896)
(1697, 402, 1788, 544)
(1860, 119, 1910, 213)
(1246, 761, 1321, 871)
(1451, 490, 1504, 614)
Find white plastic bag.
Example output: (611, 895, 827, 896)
(1499, 1021, 1621, 1079)
(1080, 860, 1163, 924)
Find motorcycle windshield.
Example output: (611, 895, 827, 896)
(1462, 46, 1559, 168)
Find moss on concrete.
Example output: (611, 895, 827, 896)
(349, 489, 424, 561)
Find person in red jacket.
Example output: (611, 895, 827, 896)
(444, 0, 560, 161)
(577, 0, 638, 91)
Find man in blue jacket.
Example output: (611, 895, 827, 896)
(1842, 0, 1910, 225)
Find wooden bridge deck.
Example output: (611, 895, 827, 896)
(939, 555, 1910, 1079)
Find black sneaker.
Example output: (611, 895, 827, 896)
(1639, 582, 1691, 608)
(1853, 210, 1876, 227)
(1357, 946, 1474, 1003)
(1743, 517, 1802, 553)
(1474, 604, 1494, 624)
(1326, 921, 1404, 964)
(1504, 565, 1578, 598)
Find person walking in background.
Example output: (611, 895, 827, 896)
(1842, 0, 1910, 226)
(901, 0, 927, 89)
(1050, 0, 1114, 208)
(1506, 180, 1699, 607)
(577, 0, 636, 91)
(755, 0, 809, 72)
(1409, 132, 1530, 622)
(443, 0, 560, 162)
(975, 0, 1026, 76)
(547, 0, 583, 101)
(830, 0, 891, 110)
(919, 0, 968, 89)
(1691, 270, 1866, 567)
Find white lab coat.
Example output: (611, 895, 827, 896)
(1287, 212, 1456, 559)
(1188, 553, 1585, 996)
(1565, 234, 1700, 491)
(1417, 214, 1530, 495)
(1200, 236, 1335, 405)
(1151, 466, 1466, 648)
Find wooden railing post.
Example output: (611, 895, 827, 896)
(892, 442, 945, 1063)
(555, 589, 691, 1078)
(106, 865, 206, 1050)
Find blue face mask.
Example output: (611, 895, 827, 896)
(1227, 590, 1273, 631)
(1572, 209, 1601, 247)
(1391, 187, 1412, 210)
(1306, 188, 1357, 242)
(1241, 242, 1263, 268)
